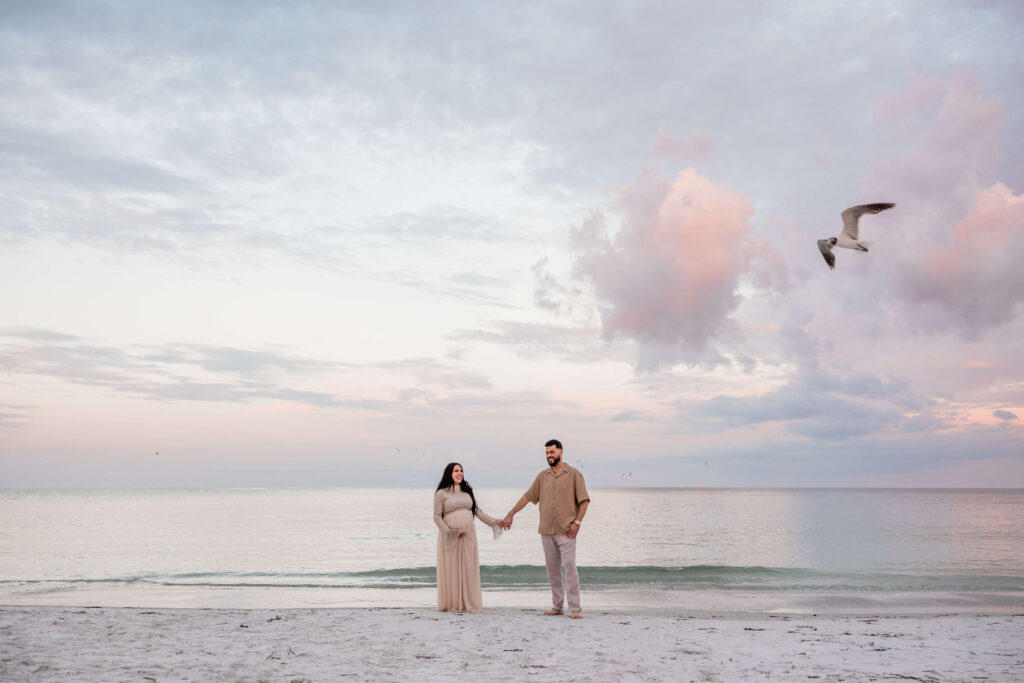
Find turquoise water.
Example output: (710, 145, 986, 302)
(1, 487, 1022, 611)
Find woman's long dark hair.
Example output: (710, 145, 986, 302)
(436, 462, 477, 514)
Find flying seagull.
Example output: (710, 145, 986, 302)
(817, 203, 895, 270)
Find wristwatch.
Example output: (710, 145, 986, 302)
(572, 519, 581, 526)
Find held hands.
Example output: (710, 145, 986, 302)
(500, 514, 514, 531)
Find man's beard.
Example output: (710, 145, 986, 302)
(547, 455, 561, 467)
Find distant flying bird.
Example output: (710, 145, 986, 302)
(817, 203, 895, 270)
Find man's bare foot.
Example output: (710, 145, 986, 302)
(543, 608, 563, 616)
(570, 611, 583, 619)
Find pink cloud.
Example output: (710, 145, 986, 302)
(571, 167, 761, 368)
(872, 75, 944, 123)
(862, 71, 1024, 338)
(866, 70, 1004, 224)
(898, 181, 1024, 336)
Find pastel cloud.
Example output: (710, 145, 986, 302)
(861, 71, 1024, 339)
(897, 182, 1024, 337)
(650, 126, 714, 163)
(0, 404, 31, 431)
(872, 75, 944, 124)
(686, 317, 930, 441)
(571, 167, 762, 369)
(454, 321, 608, 363)
(0, 329, 344, 408)
(868, 71, 1004, 215)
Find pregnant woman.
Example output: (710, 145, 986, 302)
(433, 462, 502, 613)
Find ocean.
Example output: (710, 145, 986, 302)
(2, 487, 1022, 613)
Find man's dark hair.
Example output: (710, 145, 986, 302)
(545, 439, 562, 450)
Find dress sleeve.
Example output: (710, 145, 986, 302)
(433, 490, 451, 533)
(474, 506, 504, 541)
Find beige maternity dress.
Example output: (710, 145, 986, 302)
(433, 485, 501, 613)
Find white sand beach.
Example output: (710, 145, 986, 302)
(3, 605, 1022, 681)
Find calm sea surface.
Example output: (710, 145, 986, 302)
(1, 487, 1022, 613)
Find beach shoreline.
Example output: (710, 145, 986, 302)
(4, 582, 1023, 616)
(3, 605, 1022, 681)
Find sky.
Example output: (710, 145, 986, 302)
(2, 1, 1023, 489)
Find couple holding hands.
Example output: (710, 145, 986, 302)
(432, 439, 590, 618)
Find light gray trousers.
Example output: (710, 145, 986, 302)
(541, 532, 580, 613)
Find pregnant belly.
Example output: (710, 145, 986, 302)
(445, 508, 473, 531)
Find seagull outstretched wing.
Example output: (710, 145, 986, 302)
(817, 239, 836, 270)
(840, 203, 895, 240)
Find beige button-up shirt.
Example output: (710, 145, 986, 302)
(524, 465, 590, 534)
